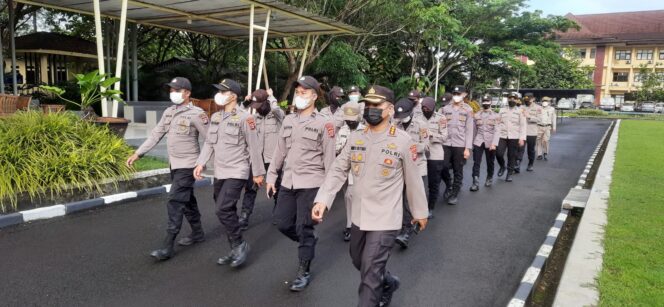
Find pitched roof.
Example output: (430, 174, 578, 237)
(556, 10, 664, 44)
(15, 32, 97, 56)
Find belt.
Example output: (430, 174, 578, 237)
(538, 124, 551, 127)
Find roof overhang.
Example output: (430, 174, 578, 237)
(16, 0, 363, 39)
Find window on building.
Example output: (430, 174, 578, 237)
(615, 50, 631, 60)
(613, 72, 629, 82)
(636, 49, 654, 60)
(660, 50, 664, 60)
(590, 48, 596, 59)
(612, 95, 625, 106)
(578, 48, 587, 58)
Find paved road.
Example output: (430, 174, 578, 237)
(0, 119, 611, 307)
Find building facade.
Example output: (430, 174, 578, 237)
(556, 10, 664, 105)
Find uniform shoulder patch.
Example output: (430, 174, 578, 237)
(325, 122, 335, 138)
(198, 112, 209, 124)
(409, 144, 418, 161)
(246, 116, 256, 130)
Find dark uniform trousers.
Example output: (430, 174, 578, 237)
(472, 144, 495, 178)
(213, 178, 247, 246)
(273, 187, 319, 261)
(167, 168, 203, 236)
(241, 163, 282, 215)
(349, 225, 399, 307)
(496, 138, 519, 173)
(426, 160, 445, 210)
(442, 146, 466, 191)
(402, 176, 428, 226)
(517, 135, 537, 164)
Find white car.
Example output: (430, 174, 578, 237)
(621, 103, 635, 112)
(556, 98, 573, 110)
(654, 103, 664, 113)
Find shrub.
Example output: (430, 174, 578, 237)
(0, 111, 134, 212)
(574, 109, 607, 117)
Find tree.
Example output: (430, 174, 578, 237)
(634, 64, 664, 102)
(518, 47, 594, 89)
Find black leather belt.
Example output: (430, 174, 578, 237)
(538, 124, 551, 127)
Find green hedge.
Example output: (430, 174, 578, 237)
(0, 111, 134, 212)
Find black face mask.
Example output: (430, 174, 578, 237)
(346, 120, 359, 130)
(508, 100, 517, 107)
(257, 102, 271, 116)
(423, 110, 434, 119)
(525, 100, 532, 106)
(363, 108, 385, 126)
(482, 104, 491, 110)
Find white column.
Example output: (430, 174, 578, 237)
(93, 0, 108, 116)
(111, 0, 128, 117)
(247, 4, 255, 95)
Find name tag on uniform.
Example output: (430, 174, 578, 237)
(459, 115, 467, 121)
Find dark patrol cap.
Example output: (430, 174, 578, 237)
(360, 85, 395, 105)
(407, 89, 422, 101)
(451, 85, 466, 94)
(165, 77, 192, 91)
(421, 96, 436, 110)
(249, 89, 269, 108)
(481, 94, 492, 104)
(440, 92, 453, 104)
(293, 75, 321, 92)
(347, 85, 360, 93)
(328, 86, 345, 101)
(394, 98, 415, 119)
(524, 92, 534, 98)
(213, 79, 242, 97)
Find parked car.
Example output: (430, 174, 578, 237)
(556, 98, 573, 110)
(579, 101, 595, 109)
(655, 102, 664, 113)
(641, 102, 656, 113)
(621, 103, 635, 112)
(599, 98, 616, 111)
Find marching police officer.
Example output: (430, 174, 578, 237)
(193, 79, 266, 268)
(438, 92, 453, 113)
(537, 96, 556, 160)
(312, 85, 428, 307)
(266, 76, 336, 292)
(421, 96, 447, 217)
(320, 86, 346, 131)
(518, 92, 542, 172)
(238, 88, 285, 230)
(441, 85, 474, 205)
(491, 92, 526, 182)
(470, 95, 499, 191)
(407, 89, 424, 120)
(393, 98, 429, 248)
(127, 77, 209, 261)
(336, 102, 365, 241)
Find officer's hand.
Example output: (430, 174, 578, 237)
(412, 218, 428, 231)
(245, 94, 252, 101)
(519, 139, 525, 147)
(253, 175, 264, 187)
(312, 203, 327, 223)
(193, 165, 205, 180)
(463, 148, 470, 159)
(266, 183, 276, 198)
(489, 145, 496, 151)
(126, 153, 139, 167)
(266, 88, 274, 97)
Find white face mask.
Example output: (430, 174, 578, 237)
(170, 92, 185, 104)
(542, 101, 550, 107)
(214, 92, 230, 106)
(396, 115, 411, 124)
(348, 95, 360, 103)
(294, 95, 312, 110)
(452, 95, 463, 103)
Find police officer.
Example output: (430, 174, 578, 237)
(393, 98, 429, 248)
(537, 96, 556, 160)
(238, 88, 285, 230)
(126, 77, 209, 261)
(421, 96, 447, 217)
(320, 86, 346, 131)
(438, 92, 452, 113)
(441, 85, 474, 205)
(491, 92, 526, 182)
(265, 76, 336, 292)
(336, 102, 365, 241)
(470, 95, 499, 191)
(347, 85, 365, 117)
(407, 89, 424, 120)
(193, 79, 266, 268)
(312, 85, 428, 307)
(517, 92, 542, 172)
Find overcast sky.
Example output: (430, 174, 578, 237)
(526, 0, 663, 16)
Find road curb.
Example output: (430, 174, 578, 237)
(507, 120, 617, 307)
(0, 177, 212, 230)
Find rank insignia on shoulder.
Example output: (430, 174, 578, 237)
(389, 125, 396, 136)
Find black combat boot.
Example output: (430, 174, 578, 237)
(469, 176, 480, 192)
(506, 171, 514, 182)
(537, 155, 543, 160)
(395, 225, 414, 249)
(497, 166, 506, 177)
(238, 211, 250, 231)
(543, 153, 548, 161)
(230, 241, 250, 268)
(378, 274, 401, 307)
(447, 188, 459, 205)
(150, 233, 176, 261)
(514, 160, 521, 174)
(289, 260, 312, 292)
(527, 162, 534, 172)
(343, 228, 351, 242)
(177, 221, 205, 246)
(485, 177, 493, 187)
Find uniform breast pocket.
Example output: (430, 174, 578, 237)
(510, 114, 520, 124)
(174, 119, 191, 135)
(282, 128, 293, 148)
(377, 157, 397, 179)
(302, 130, 320, 149)
(223, 125, 240, 144)
(265, 123, 278, 133)
(207, 125, 219, 144)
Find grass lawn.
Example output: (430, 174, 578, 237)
(132, 156, 169, 172)
(598, 120, 664, 306)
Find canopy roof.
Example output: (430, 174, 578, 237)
(17, 0, 362, 39)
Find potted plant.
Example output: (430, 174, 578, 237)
(40, 70, 130, 137)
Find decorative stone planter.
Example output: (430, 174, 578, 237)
(95, 117, 131, 138)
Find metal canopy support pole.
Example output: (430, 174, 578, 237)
(131, 23, 138, 101)
(112, 0, 128, 117)
(9, 0, 18, 95)
(125, 35, 130, 100)
(0, 22, 5, 94)
(298, 34, 310, 78)
(247, 4, 255, 95)
(434, 43, 440, 102)
(93, 0, 108, 116)
(255, 9, 271, 90)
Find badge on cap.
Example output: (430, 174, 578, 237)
(409, 92, 413, 96)
(454, 87, 459, 91)
(171, 78, 177, 83)
(397, 107, 403, 112)
(368, 87, 376, 94)
(300, 77, 305, 81)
